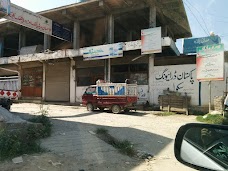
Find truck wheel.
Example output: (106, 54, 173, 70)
(86, 103, 94, 111)
(112, 105, 121, 114)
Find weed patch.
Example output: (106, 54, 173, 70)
(196, 114, 228, 125)
(154, 112, 176, 116)
(0, 106, 52, 161)
(95, 128, 135, 157)
(0, 129, 43, 161)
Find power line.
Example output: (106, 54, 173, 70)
(208, 13, 228, 19)
(183, 2, 209, 36)
(185, 0, 210, 34)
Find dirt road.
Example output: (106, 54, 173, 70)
(0, 103, 197, 171)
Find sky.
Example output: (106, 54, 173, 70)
(9, 0, 228, 53)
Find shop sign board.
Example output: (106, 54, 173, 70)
(141, 27, 162, 54)
(196, 44, 224, 81)
(83, 43, 123, 61)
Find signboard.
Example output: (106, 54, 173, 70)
(4, 3, 72, 42)
(196, 44, 224, 81)
(83, 43, 123, 61)
(141, 27, 162, 54)
(124, 40, 141, 51)
(183, 35, 221, 54)
(0, 0, 10, 15)
(52, 21, 72, 42)
(5, 4, 52, 35)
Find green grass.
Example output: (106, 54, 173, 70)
(0, 109, 52, 161)
(196, 114, 228, 125)
(28, 114, 52, 138)
(0, 129, 44, 161)
(95, 127, 108, 135)
(95, 128, 136, 157)
(154, 111, 176, 116)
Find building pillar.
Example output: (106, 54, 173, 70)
(148, 5, 156, 104)
(18, 28, 26, 53)
(71, 21, 80, 103)
(70, 59, 76, 103)
(44, 34, 51, 50)
(127, 31, 133, 41)
(0, 37, 4, 57)
(105, 14, 114, 82)
(73, 21, 80, 49)
(42, 63, 46, 101)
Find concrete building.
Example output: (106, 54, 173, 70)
(1, 0, 225, 108)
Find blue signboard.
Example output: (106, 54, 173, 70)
(183, 35, 221, 54)
(0, 0, 10, 15)
(52, 21, 72, 42)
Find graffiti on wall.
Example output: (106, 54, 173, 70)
(152, 65, 198, 105)
(155, 68, 196, 91)
(138, 86, 148, 100)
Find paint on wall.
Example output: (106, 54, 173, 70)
(152, 65, 198, 105)
(137, 85, 148, 103)
(152, 64, 227, 106)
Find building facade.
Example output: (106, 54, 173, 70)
(1, 0, 224, 107)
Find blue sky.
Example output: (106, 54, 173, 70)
(10, 0, 228, 52)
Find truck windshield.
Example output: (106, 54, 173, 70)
(85, 87, 96, 95)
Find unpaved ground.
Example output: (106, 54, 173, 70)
(0, 103, 198, 171)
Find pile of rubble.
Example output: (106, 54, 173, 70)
(0, 107, 35, 131)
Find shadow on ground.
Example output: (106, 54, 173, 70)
(8, 110, 173, 171)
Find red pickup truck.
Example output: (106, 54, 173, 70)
(82, 82, 137, 114)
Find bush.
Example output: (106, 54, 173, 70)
(28, 114, 52, 138)
(0, 107, 52, 161)
(0, 129, 43, 160)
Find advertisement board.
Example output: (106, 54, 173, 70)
(141, 27, 162, 54)
(196, 44, 224, 81)
(0, 0, 10, 15)
(83, 43, 123, 61)
(5, 4, 52, 35)
(4, 3, 72, 42)
(183, 35, 221, 54)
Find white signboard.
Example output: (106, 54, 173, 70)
(124, 40, 141, 51)
(5, 3, 52, 35)
(141, 27, 162, 54)
(0, 0, 10, 15)
(83, 43, 123, 61)
(152, 65, 198, 105)
(196, 44, 224, 81)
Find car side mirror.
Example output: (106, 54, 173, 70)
(174, 123, 228, 171)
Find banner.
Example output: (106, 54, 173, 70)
(4, 3, 72, 42)
(183, 36, 221, 54)
(196, 44, 224, 81)
(5, 3, 52, 35)
(0, 0, 10, 15)
(141, 27, 162, 54)
(83, 43, 123, 61)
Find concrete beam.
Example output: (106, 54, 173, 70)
(61, 9, 77, 21)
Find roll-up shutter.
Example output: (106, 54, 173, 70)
(45, 61, 70, 102)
